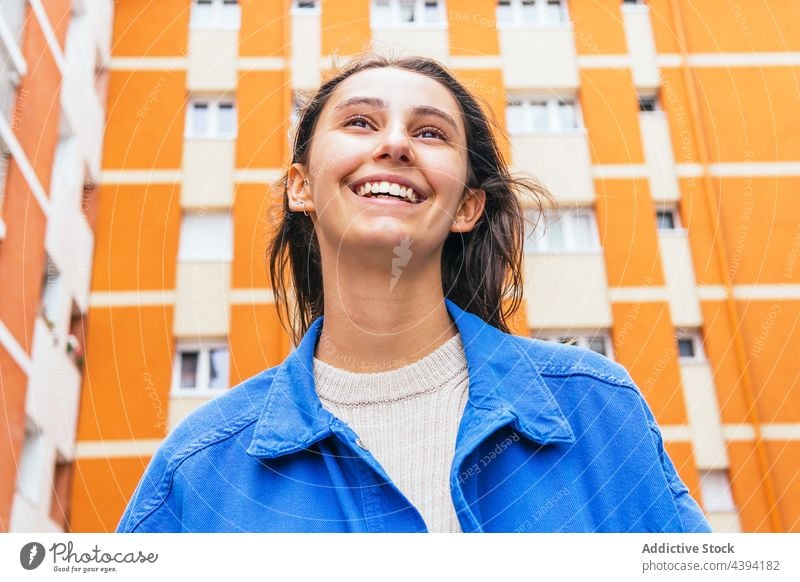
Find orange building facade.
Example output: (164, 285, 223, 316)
(2, 0, 798, 533)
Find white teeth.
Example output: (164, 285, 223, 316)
(354, 180, 420, 202)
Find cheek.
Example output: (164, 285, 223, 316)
(306, 134, 367, 186)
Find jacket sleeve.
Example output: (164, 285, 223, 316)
(116, 444, 184, 533)
(639, 397, 713, 533)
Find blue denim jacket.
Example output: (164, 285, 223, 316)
(118, 298, 711, 533)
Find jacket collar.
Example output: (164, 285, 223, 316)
(247, 298, 575, 458)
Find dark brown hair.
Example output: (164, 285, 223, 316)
(267, 54, 549, 344)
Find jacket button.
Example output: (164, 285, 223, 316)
(355, 438, 368, 451)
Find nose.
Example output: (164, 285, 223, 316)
(372, 123, 415, 165)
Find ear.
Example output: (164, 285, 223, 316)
(287, 163, 316, 214)
(450, 188, 486, 233)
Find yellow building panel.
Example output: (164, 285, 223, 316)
(646, 0, 680, 54)
(717, 177, 800, 285)
(447, 0, 499, 56)
(452, 68, 508, 161)
(611, 302, 688, 425)
(240, 0, 290, 57)
(568, 0, 628, 55)
(699, 301, 750, 424)
(664, 441, 703, 511)
(679, 177, 723, 285)
(766, 441, 800, 532)
(738, 300, 800, 424)
(91, 184, 181, 292)
(230, 304, 289, 385)
(233, 183, 276, 289)
(77, 306, 174, 441)
(111, 0, 189, 56)
(659, 68, 701, 164)
(321, 0, 371, 55)
(70, 456, 152, 532)
(678, 0, 800, 53)
(695, 68, 800, 163)
(728, 441, 775, 532)
(237, 70, 287, 168)
(103, 71, 187, 169)
(595, 178, 665, 287)
(580, 68, 644, 164)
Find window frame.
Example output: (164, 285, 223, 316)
(699, 469, 737, 513)
(526, 207, 601, 254)
(291, 0, 320, 13)
(185, 97, 238, 139)
(655, 206, 682, 232)
(535, 331, 615, 360)
(506, 95, 582, 134)
(172, 339, 231, 395)
(370, 0, 448, 29)
(190, 0, 241, 30)
(637, 93, 661, 113)
(676, 329, 705, 362)
(178, 211, 234, 262)
(496, 0, 570, 29)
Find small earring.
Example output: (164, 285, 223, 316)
(300, 200, 309, 217)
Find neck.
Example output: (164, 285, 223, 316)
(314, 252, 457, 373)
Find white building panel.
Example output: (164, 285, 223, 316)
(525, 253, 612, 329)
(499, 28, 579, 90)
(621, 3, 659, 89)
(371, 29, 450, 64)
(174, 262, 231, 337)
(640, 112, 680, 202)
(511, 133, 595, 204)
(181, 139, 235, 208)
(187, 29, 239, 91)
(680, 362, 729, 470)
(291, 12, 321, 90)
(659, 231, 703, 327)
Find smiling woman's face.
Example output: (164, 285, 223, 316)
(289, 66, 483, 257)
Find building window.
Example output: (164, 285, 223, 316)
(16, 425, 45, 505)
(656, 207, 681, 231)
(0, 145, 10, 219)
(496, 0, 569, 27)
(536, 332, 614, 359)
(172, 340, 230, 393)
(506, 97, 579, 133)
(676, 329, 704, 361)
(371, 0, 446, 28)
(699, 469, 737, 513)
(178, 212, 233, 262)
(526, 208, 599, 253)
(186, 98, 237, 138)
(40, 256, 61, 331)
(292, 0, 319, 11)
(190, 0, 241, 29)
(638, 93, 660, 112)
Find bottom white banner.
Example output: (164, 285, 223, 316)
(1, 534, 798, 581)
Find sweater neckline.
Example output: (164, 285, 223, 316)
(312, 333, 467, 406)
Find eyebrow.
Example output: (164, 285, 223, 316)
(332, 96, 460, 132)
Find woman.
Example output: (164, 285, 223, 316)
(118, 54, 711, 533)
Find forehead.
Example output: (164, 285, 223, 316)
(322, 67, 465, 130)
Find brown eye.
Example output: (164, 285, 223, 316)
(416, 126, 447, 140)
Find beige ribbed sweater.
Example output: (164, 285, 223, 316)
(313, 333, 469, 533)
